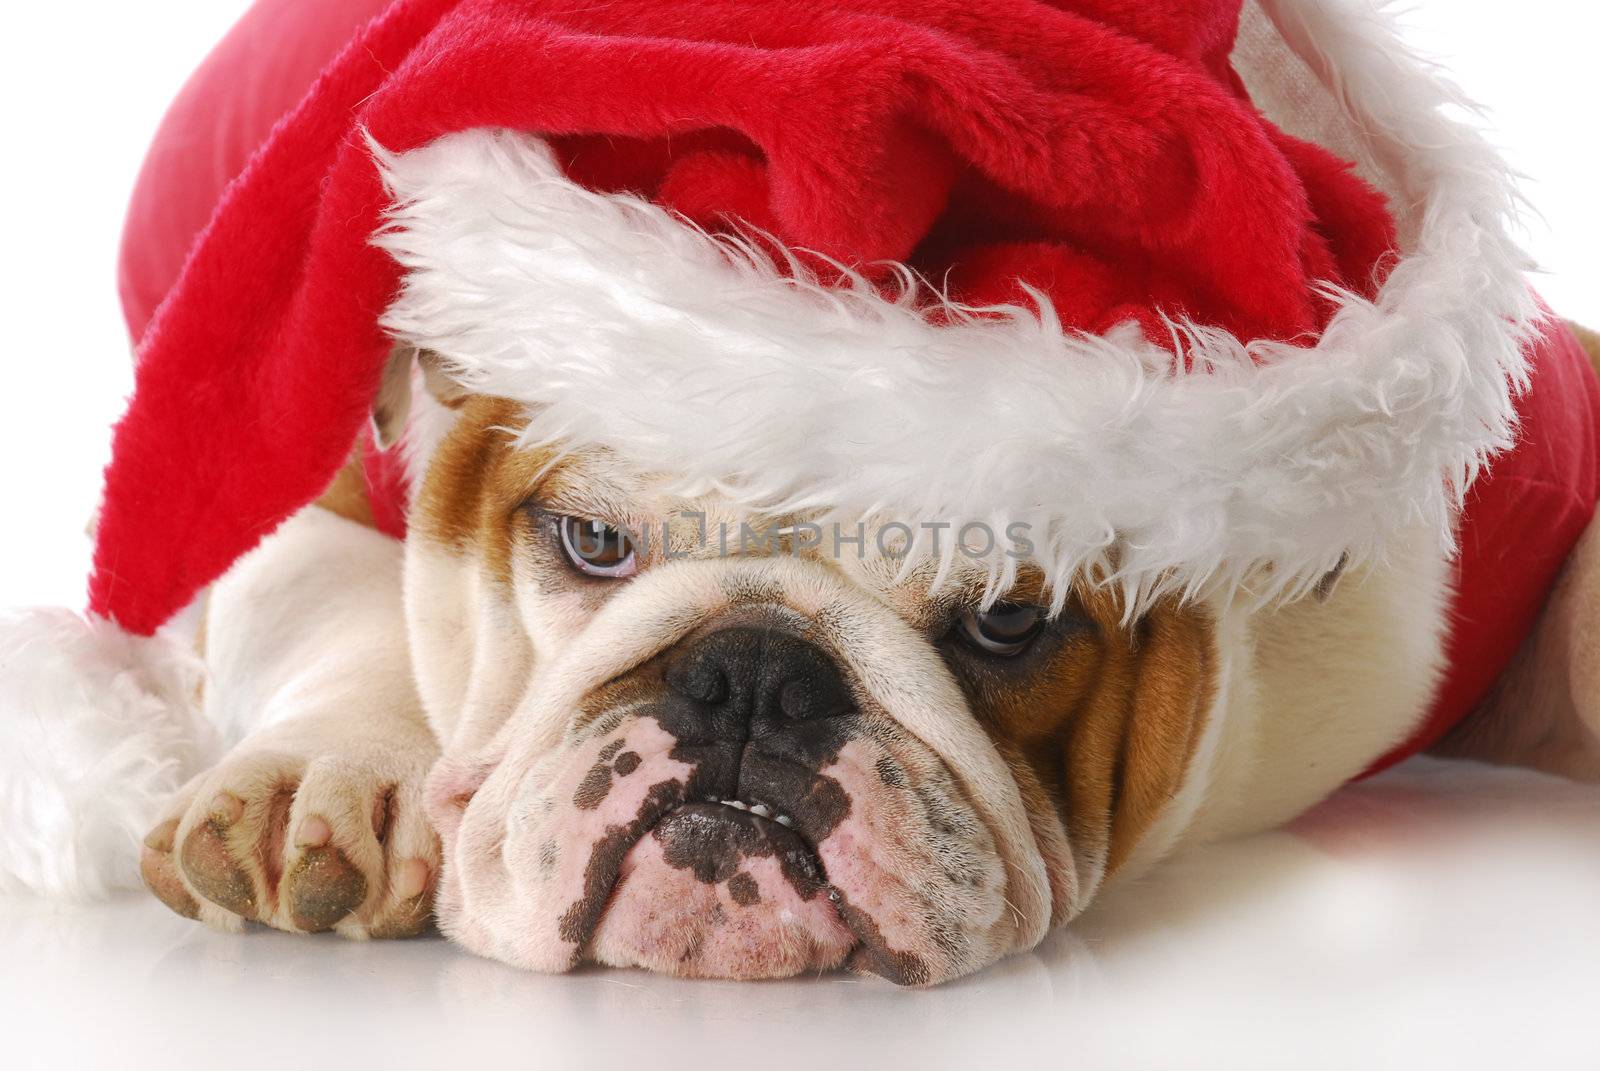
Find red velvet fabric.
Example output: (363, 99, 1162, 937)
(110, 0, 1600, 776)
(1366, 319, 1600, 774)
(119, 0, 394, 342)
(104, 0, 1395, 636)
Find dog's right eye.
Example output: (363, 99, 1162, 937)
(558, 517, 639, 579)
(957, 602, 1046, 657)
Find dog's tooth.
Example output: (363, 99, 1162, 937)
(726, 800, 748, 811)
(749, 804, 771, 818)
(775, 814, 793, 827)
(707, 796, 720, 803)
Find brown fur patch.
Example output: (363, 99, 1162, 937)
(1104, 608, 1212, 873)
(727, 872, 761, 906)
(410, 396, 566, 586)
(573, 763, 614, 810)
(313, 449, 379, 530)
(314, 347, 481, 529)
(412, 396, 519, 551)
(951, 586, 1214, 885)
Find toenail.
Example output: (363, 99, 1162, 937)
(296, 815, 333, 849)
(391, 859, 430, 900)
(210, 793, 245, 825)
(144, 818, 179, 853)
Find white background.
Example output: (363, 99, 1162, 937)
(0, 4, 1597, 1069)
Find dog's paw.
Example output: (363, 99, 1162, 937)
(140, 733, 439, 938)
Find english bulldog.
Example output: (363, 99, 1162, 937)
(136, 321, 1600, 983)
(0, 0, 1576, 988)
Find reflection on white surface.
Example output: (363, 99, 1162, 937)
(4, 758, 1598, 1069)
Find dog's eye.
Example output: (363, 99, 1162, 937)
(558, 517, 639, 579)
(958, 602, 1045, 657)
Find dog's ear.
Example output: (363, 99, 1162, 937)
(418, 349, 472, 409)
(370, 344, 415, 449)
(370, 346, 473, 449)
(1055, 602, 1213, 888)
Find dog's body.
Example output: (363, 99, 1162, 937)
(66, 0, 1591, 987)
(138, 328, 1600, 982)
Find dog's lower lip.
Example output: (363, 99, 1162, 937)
(662, 803, 909, 975)
(654, 801, 855, 917)
(658, 799, 823, 872)
(576, 795, 855, 952)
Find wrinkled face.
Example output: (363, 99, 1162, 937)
(408, 398, 1218, 985)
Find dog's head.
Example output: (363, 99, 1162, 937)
(404, 395, 1220, 985)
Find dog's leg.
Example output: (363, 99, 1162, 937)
(138, 503, 441, 937)
(1433, 324, 1600, 779)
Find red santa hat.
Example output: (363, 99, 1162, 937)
(0, 0, 1539, 895)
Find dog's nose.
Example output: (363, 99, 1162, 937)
(664, 627, 854, 742)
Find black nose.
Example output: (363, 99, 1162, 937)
(664, 627, 854, 743)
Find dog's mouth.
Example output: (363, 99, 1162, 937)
(528, 711, 948, 985)
(445, 709, 1011, 986)
(649, 797, 829, 893)
(580, 785, 927, 982)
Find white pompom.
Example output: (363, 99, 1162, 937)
(0, 608, 218, 898)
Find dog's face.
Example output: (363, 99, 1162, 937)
(407, 397, 1218, 985)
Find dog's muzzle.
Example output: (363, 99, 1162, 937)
(433, 561, 1044, 986)
(574, 616, 869, 978)
(658, 623, 857, 809)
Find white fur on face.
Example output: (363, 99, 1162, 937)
(414, 550, 1053, 985)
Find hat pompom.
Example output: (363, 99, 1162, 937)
(0, 608, 216, 897)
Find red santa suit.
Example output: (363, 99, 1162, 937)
(2, 0, 1595, 897)
(113, 0, 1600, 773)
(1373, 311, 1600, 771)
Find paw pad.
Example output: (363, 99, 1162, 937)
(180, 818, 258, 918)
(286, 846, 368, 933)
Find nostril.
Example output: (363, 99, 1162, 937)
(666, 626, 853, 732)
(676, 659, 729, 705)
(778, 680, 811, 721)
(777, 677, 851, 722)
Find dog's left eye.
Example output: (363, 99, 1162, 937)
(958, 602, 1045, 657)
(558, 517, 639, 578)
